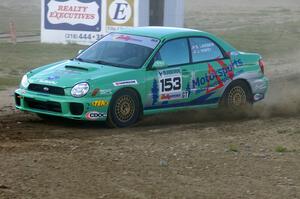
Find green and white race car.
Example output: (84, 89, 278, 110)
(15, 27, 268, 127)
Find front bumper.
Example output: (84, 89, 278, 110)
(14, 88, 111, 121)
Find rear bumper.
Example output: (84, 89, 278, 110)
(14, 88, 111, 121)
(249, 76, 269, 102)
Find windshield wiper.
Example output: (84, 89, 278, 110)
(73, 57, 95, 64)
(73, 57, 85, 62)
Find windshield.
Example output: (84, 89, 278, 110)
(76, 33, 160, 68)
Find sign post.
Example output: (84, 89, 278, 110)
(9, 21, 17, 44)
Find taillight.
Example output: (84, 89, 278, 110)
(259, 59, 265, 74)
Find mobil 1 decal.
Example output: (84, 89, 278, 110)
(157, 68, 186, 101)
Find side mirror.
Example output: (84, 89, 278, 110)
(152, 60, 168, 69)
(77, 49, 83, 55)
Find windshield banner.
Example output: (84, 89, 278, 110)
(104, 33, 160, 49)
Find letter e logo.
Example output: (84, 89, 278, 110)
(107, 0, 134, 26)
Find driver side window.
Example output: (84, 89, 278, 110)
(154, 38, 190, 67)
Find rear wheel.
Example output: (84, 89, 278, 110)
(221, 80, 253, 112)
(106, 89, 141, 128)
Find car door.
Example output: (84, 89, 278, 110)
(188, 37, 232, 104)
(144, 38, 193, 110)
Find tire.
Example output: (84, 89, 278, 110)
(220, 80, 253, 113)
(106, 89, 141, 128)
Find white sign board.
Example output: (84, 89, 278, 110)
(41, 0, 139, 45)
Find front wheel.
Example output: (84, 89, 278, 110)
(221, 80, 253, 112)
(106, 89, 141, 128)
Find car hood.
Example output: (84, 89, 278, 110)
(28, 60, 132, 87)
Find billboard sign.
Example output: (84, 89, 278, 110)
(41, 0, 138, 45)
(45, 0, 101, 31)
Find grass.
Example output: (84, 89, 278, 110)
(293, 129, 300, 134)
(185, 4, 300, 61)
(0, 42, 84, 87)
(0, 0, 40, 33)
(277, 129, 290, 134)
(228, 144, 239, 153)
(0, 77, 20, 88)
(275, 146, 288, 153)
(218, 21, 300, 60)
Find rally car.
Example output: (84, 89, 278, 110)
(15, 27, 268, 127)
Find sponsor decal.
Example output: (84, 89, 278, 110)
(232, 59, 243, 68)
(113, 34, 142, 42)
(158, 68, 183, 101)
(191, 66, 226, 94)
(47, 75, 60, 81)
(182, 91, 189, 99)
(158, 68, 181, 78)
(107, 0, 134, 27)
(229, 51, 239, 56)
(91, 100, 109, 107)
(191, 42, 215, 54)
(91, 88, 112, 96)
(85, 111, 107, 120)
(100, 89, 112, 95)
(191, 58, 244, 93)
(145, 92, 219, 110)
(44, 0, 102, 31)
(91, 88, 100, 97)
(160, 93, 181, 101)
(160, 91, 189, 101)
(113, 80, 138, 86)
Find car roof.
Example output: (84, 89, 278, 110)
(116, 26, 236, 52)
(116, 26, 209, 40)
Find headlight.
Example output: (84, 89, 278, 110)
(71, 82, 89, 98)
(21, 75, 29, 88)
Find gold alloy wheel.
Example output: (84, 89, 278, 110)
(228, 86, 247, 107)
(115, 95, 135, 123)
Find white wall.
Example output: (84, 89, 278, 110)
(138, 0, 149, 26)
(138, 0, 184, 27)
(164, 0, 184, 27)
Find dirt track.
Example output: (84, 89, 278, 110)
(0, 74, 300, 199)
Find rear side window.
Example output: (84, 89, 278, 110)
(154, 38, 189, 66)
(189, 37, 224, 62)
